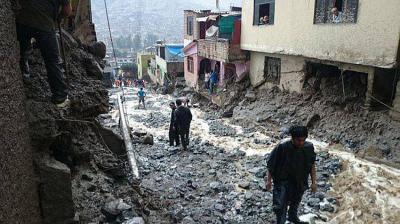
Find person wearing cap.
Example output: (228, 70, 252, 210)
(265, 126, 317, 224)
(169, 102, 180, 147)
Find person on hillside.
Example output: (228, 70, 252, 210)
(137, 87, 146, 109)
(174, 99, 192, 150)
(265, 126, 317, 224)
(16, 0, 72, 108)
(168, 102, 180, 147)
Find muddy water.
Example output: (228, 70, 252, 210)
(113, 87, 400, 224)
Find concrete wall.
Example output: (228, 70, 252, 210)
(0, 0, 42, 222)
(249, 52, 306, 92)
(241, 0, 400, 68)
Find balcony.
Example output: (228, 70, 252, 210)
(197, 39, 247, 63)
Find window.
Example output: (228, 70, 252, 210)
(187, 57, 194, 73)
(187, 16, 194, 35)
(253, 0, 275, 26)
(314, 0, 359, 24)
(264, 57, 281, 83)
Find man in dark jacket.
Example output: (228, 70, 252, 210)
(265, 126, 317, 224)
(169, 102, 180, 147)
(16, 0, 72, 108)
(174, 99, 192, 150)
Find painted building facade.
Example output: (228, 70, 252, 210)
(137, 53, 155, 81)
(241, 0, 400, 119)
(183, 9, 250, 93)
(148, 42, 184, 85)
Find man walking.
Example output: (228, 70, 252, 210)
(137, 87, 146, 109)
(174, 99, 192, 150)
(16, 0, 71, 108)
(265, 126, 317, 224)
(168, 102, 180, 147)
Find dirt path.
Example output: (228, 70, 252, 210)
(107, 87, 400, 224)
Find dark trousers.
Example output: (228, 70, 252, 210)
(169, 128, 180, 146)
(178, 128, 190, 150)
(16, 23, 68, 102)
(272, 181, 304, 224)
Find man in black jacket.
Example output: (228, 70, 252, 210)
(265, 126, 317, 224)
(169, 102, 180, 147)
(174, 99, 192, 150)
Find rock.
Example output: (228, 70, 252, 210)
(96, 125, 125, 156)
(215, 203, 225, 212)
(122, 217, 145, 224)
(307, 198, 320, 208)
(132, 130, 147, 137)
(87, 184, 96, 192)
(102, 198, 132, 219)
(245, 91, 257, 102)
(209, 169, 217, 175)
(209, 181, 223, 191)
(238, 181, 250, 189)
(248, 167, 266, 178)
(81, 173, 93, 181)
(37, 156, 74, 224)
(142, 134, 154, 145)
(306, 114, 321, 128)
(88, 41, 106, 59)
(182, 216, 196, 224)
(320, 203, 334, 212)
(245, 192, 254, 200)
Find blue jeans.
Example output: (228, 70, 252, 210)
(16, 23, 68, 103)
(273, 181, 304, 224)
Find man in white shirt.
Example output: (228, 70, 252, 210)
(332, 7, 343, 23)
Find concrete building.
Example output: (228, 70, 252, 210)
(241, 0, 400, 119)
(137, 52, 155, 81)
(148, 42, 184, 85)
(183, 9, 249, 94)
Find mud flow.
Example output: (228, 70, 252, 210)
(105, 87, 400, 223)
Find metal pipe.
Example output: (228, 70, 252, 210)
(117, 93, 140, 179)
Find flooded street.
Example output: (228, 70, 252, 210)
(107, 87, 400, 224)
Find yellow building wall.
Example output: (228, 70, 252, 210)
(241, 0, 400, 68)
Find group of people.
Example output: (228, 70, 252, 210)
(169, 99, 192, 150)
(115, 78, 147, 88)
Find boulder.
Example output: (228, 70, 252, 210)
(102, 198, 132, 221)
(88, 41, 107, 59)
(122, 217, 145, 224)
(37, 156, 74, 224)
(142, 134, 154, 145)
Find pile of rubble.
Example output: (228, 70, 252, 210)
(23, 34, 149, 223)
(232, 86, 400, 167)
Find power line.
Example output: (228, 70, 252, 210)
(103, 0, 118, 69)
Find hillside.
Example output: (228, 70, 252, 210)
(91, 0, 242, 46)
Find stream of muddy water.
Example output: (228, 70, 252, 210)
(109, 87, 400, 224)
